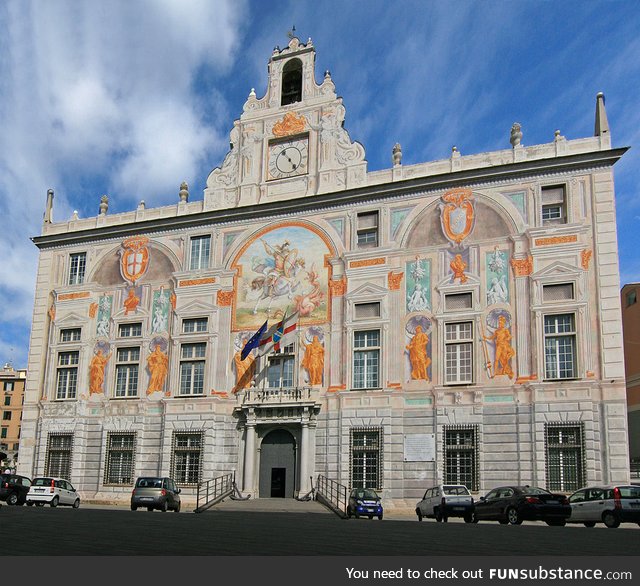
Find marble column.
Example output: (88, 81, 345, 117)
(243, 423, 256, 495)
(299, 422, 310, 494)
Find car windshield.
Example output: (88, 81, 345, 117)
(32, 478, 54, 486)
(520, 486, 551, 495)
(443, 486, 470, 495)
(353, 489, 379, 500)
(136, 477, 163, 488)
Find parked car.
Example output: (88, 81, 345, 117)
(568, 485, 640, 528)
(131, 476, 181, 512)
(415, 484, 474, 523)
(26, 477, 80, 508)
(0, 473, 32, 506)
(347, 488, 383, 520)
(472, 485, 570, 525)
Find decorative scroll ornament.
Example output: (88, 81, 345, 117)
(388, 271, 404, 291)
(439, 188, 475, 246)
(120, 235, 150, 284)
(581, 249, 593, 270)
(272, 112, 307, 137)
(510, 256, 534, 277)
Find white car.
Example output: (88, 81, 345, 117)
(26, 477, 80, 508)
(568, 484, 640, 528)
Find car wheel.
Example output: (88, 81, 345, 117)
(546, 520, 566, 527)
(434, 508, 443, 523)
(50, 496, 59, 508)
(416, 509, 423, 522)
(378, 513, 383, 520)
(35, 501, 45, 507)
(602, 511, 620, 529)
(73, 499, 80, 509)
(464, 514, 474, 523)
(584, 521, 596, 528)
(6, 492, 18, 506)
(471, 512, 479, 524)
(174, 502, 181, 513)
(131, 504, 138, 511)
(161, 500, 168, 512)
(506, 507, 522, 525)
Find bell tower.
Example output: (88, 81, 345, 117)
(204, 35, 367, 210)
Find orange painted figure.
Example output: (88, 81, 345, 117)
(89, 349, 111, 395)
(484, 316, 515, 378)
(406, 326, 431, 381)
(124, 288, 140, 315)
(146, 346, 169, 394)
(301, 336, 325, 386)
(233, 341, 256, 392)
(450, 253, 468, 283)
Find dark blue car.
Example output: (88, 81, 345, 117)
(347, 488, 383, 520)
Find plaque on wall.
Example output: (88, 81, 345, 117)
(403, 434, 436, 462)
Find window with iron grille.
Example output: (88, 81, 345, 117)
(60, 328, 81, 343)
(443, 425, 478, 490)
(45, 433, 73, 479)
(114, 347, 140, 397)
(118, 323, 142, 338)
(171, 432, 203, 485)
(545, 423, 585, 492)
(104, 433, 136, 485)
(544, 313, 577, 380)
(353, 330, 380, 389)
(183, 317, 208, 333)
(189, 235, 211, 270)
(354, 302, 381, 320)
(543, 283, 575, 303)
(356, 211, 379, 248)
(179, 343, 206, 395)
(350, 427, 383, 489)
(56, 351, 79, 399)
(541, 185, 566, 225)
(68, 252, 87, 285)
(445, 292, 473, 311)
(267, 344, 296, 388)
(445, 322, 473, 384)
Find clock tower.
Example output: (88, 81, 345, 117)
(204, 35, 367, 210)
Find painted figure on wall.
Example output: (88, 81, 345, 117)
(124, 287, 140, 315)
(146, 345, 169, 394)
(486, 247, 510, 305)
(406, 257, 430, 313)
(89, 349, 111, 395)
(233, 340, 256, 392)
(151, 288, 170, 333)
(484, 315, 515, 378)
(406, 325, 431, 381)
(301, 335, 325, 385)
(450, 253, 468, 284)
(96, 295, 112, 337)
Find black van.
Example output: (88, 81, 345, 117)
(0, 473, 32, 505)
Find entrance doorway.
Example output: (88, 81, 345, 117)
(259, 429, 296, 498)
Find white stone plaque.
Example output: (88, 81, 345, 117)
(404, 434, 435, 462)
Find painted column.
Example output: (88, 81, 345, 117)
(243, 422, 256, 495)
(299, 422, 310, 494)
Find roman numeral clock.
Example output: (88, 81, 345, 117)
(267, 135, 309, 180)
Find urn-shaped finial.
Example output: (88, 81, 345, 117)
(99, 194, 109, 215)
(179, 181, 189, 202)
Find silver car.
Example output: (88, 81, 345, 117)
(415, 484, 474, 523)
(568, 485, 640, 528)
(131, 476, 181, 512)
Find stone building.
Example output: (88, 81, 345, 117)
(1, 363, 26, 468)
(18, 36, 630, 504)
(621, 283, 640, 475)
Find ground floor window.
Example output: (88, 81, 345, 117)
(45, 433, 73, 479)
(104, 433, 136, 485)
(443, 425, 479, 491)
(350, 427, 383, 490)
(545, 422, 585, 492)
(171, 432, 203, 485)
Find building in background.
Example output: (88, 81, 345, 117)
(1, 363, 26, 470)
(18, 36, 630, 504)
(621, 283, 640, 478)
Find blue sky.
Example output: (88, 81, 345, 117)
(1, 0, 639, 369)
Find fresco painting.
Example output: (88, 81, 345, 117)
(406, 258, 431, 313)
(486, 247, 509, 305)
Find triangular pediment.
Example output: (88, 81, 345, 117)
(55, 312, 87, 325)
(436, 273, 481, 290)
(532, 260, 581, 279)
(346, 282, 389, 300)
(177, 299, 216, 315)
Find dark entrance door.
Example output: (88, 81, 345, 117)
(259, 429, 296, 498)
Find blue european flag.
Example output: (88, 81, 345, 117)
(241, 320, 268, 360)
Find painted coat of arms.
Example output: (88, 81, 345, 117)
(439, 188, 475, 246)
(120, 235, 150, 284)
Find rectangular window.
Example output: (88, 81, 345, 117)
(3, 381, 14, 391)
(179, 343, 206, 395)
(183, 317, 208, 333)
(171, 432, 203, 485)
(353, 330, 380, 389)
(114, 347, 140, 398)
(626, 290, 637, 307)
(56, 351, 79, 400)
(118, 323, 142, 338)
(104, 433, 136, 485)
(0, 427, 7, 439)
(350, 427, 383, 489)
(267, 347, 295, 389)
(4, 396, 10, 406)
(189, 235, 211, 270)
(545, 423, 585, 492)
(445, 292, 473, 311)
(543, 283, 574, 303)
(357, 211, 379, 248)
(2, 411, 10, 421)
(354, 302, 381, 320)
(45, 433, 73, 479)
(445, 322, 473, 384)
(60, 328, 82, 343)
(68, 252, 87, 285)
(541, 185, 566, 225)
(544, 314, 577, 380)
(443, 425, 479, 491)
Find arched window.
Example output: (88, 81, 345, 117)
(281, 59, 302, 105)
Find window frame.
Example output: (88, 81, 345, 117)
(59, 328, 82, 343)
(352, 329, 381, 390)
(114, 346, 140, 398)
(543, 313, 577, 381)
(350, 426, 383, 490)
(189, 234, 211, 271)
(545, 422, 585, 492)
(540, 184, 567, 225)
(103, 432, 136, 486)
(182, 317, 209, 334)
(118, 322, 143, 338)
(444, 321, 474, 385)
(442, 425, 479, 491)
(356, 210, 379, 249)
(68, 252, 87, 285)
(171, 431, 204, 486)
(178, 342, 206, 396)
(45, 433, 73, 479)
(56, 350, 80, 400)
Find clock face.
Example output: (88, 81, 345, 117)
(268, 137, 309, 180)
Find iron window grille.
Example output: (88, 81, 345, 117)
(171, 432, 204, 485)
(354, 302, 381, 320)
(443, 425, 479, 491)
(543, 313, 577, 380)
(543, 283, 575, 303)
(445, 322, 474, 384)
(56, 351, 79, 400)
(68, 252, 86, 285)
(189, 235, 211, 270)
(353, 330, 380, 389)
(114, 347, 140, 397)
(45, 433, 73, 479)
(104, 432, 136, 485)
(350, 426, 383, 490)
(445, 292, 473, 311)
(179, 343, 206, 395)
(545, 422, 585, 492)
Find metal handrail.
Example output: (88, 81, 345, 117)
(194, 472, 235, 513)
(315, 474, 348, 518)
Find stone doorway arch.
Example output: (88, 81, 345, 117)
(259, 428, 297, 498)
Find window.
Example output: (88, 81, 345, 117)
(543, 283, 574, 303)
(353, 330, 380, 389)
(104, 433, 136, 485)
(4, 381, 14, 391)
(56, 351, 79, 400)
(350, 427, 383, 489)
(179, 343, 206, 395)
(0, 427, 7, 439)
(281, 58, 302, 105)
(114, 347, 140, 398)
(541, 185, 566, 224)
(445, 292, 472, 311)
(545, 423, 585, 492)
(356, 211, 379, 248)
(45, 433, 73, 479)
(68, 252, 87, 285)
(183, 317, 208, 333)
(2, 411, 10, 421)
(171, 432, 203, 485)
(189, 235, 211, 270)
(354, 302, 381, 320)
(544, 314, 577, 380)
(60, 328, 82, 343)
(118, 323, 142, 338)
(627, 290, 637, 307)
(445, 322, 473, 384)
(4, 396, 10, 406)
(443, 425, 479, 491)
(267, 345, 295, 388)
